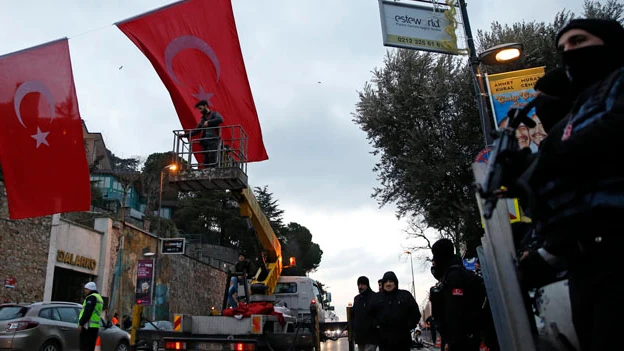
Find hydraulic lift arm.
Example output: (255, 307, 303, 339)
(234, 187, 282, 295)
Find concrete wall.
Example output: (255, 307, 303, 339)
(0, 179, 51, 303)
(186, 242, 238, 272)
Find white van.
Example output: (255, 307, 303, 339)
(273, 276, 332, 322)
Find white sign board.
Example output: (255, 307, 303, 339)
(378, 0, 458, 54)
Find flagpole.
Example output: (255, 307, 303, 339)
(114, 0, 189, 25)
(0, 37, 67, 61)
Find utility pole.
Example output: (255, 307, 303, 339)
(157, 164, 177, 236)
(405, 251, 416, 299)
(458, 0, 494, 146)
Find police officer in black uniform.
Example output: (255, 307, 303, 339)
(514, 18, 624, 351)
(430, 239, 480, 351)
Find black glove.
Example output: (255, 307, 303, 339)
(517, 250, 559, 289)
(497, 148, 536, 197)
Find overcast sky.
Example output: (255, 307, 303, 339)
(1, 0, 586, 320)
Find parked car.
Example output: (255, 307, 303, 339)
(136, 320, 175, 351)
(140, 321, 173, 331)
(0, 301, 130, 351)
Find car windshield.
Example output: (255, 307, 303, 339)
(0, 306, 28, 321)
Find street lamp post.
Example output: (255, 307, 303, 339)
(157, 164, 177, 236)
(405, 251, 416, 299)
(458, 0, 523, 146)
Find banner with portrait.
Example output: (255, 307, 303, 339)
(136, 259, 154, 305)
(486, 67, 546, 152)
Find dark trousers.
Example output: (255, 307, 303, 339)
(79, 327, 99, 351)
(431, 329, 437, 343)
(568, 249, 624, 351)
(201, 139, 220, 167)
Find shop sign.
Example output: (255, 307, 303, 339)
(56, 250, 97, 270)
(161, 238, 185, 254)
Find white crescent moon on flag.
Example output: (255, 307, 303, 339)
(164, 35, 221, 86)
(13, 80, 55, 128)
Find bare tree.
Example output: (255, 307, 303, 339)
(404, 217, 462, 264)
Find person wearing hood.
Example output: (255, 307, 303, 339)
(78, 281, 103, 351)
(516, 18, 624, 351)
(430, 239, 481, 351)
(351, 276, 378, 351)
(370, 271, 420, 351)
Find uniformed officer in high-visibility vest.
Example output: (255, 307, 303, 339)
(78, 282, 103, 351)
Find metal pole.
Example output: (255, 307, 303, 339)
(458, 0, 494, 146)
(152, 250, 158, 321)
(409, 253, 416, 299)
(157, 170, 164, 236)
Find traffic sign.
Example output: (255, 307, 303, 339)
(161, 238, 185, 255)
(4, 276, 16, 289)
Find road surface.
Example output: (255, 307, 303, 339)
(321, 338, 437, 351)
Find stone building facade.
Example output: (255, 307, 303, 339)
(1, 178, 227, 321)
(0, 178, 51, 303)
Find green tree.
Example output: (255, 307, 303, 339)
(251, 185, 323, 275)
(353, 49, 483, 255)
(173, 190, 246, 246)
(253, 185, 285, 237)
(280, 222, 323, 276)
(141, 152, 179, 214)
(108, 151, 140, 172)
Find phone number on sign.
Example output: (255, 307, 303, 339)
(395, 36, 440, 48)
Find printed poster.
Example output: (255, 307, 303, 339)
(136, 259, 154, 305)
(486, 67, 546, 152)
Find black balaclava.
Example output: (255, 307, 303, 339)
(533, 67, 574, 133)
(556, 18, 624, 93)
(431, 239, 455, 281)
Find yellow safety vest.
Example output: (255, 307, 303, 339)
(79, 292, 103, 328)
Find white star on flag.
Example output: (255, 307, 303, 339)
(192, 85, 214, 106)
(31, 127, 50, 148)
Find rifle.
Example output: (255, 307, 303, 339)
(478, 99, 538, 219)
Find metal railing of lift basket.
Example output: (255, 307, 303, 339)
(172, 125, 248, 174)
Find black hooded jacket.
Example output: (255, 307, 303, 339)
(370, 272, 421, 350)
(351, 286, 378, 345)
(434, 255, 482, 348)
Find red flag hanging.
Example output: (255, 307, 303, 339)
(117, 0, 269, 162)
(0, 39, 91, 219)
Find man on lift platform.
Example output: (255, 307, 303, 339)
(181, 100, 223, 167)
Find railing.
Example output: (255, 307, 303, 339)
(172, 125, 248, 174)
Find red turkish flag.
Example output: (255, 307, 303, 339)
(117, 0, 268, 162)
(0, 39, 91, 219)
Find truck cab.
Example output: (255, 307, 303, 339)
(273, 276, 331, 323)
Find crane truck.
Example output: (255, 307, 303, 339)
(133, 126, 346, 351)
